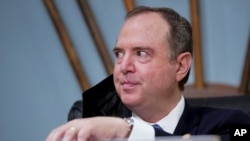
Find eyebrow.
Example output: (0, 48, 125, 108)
(133, 46, 154, 52)
(113, 46, 120, 51)
(113, 46, 154, 53)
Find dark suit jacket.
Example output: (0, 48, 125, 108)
(81, 75, 250, 141)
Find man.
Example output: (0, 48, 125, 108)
(46, 6, 250, 141)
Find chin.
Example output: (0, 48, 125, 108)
(120, 93, 142, 107)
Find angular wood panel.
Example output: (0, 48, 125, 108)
(78, 0, 113, 75)
(44, 0, 90, 91)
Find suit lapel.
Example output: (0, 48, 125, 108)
(173, 100, 200, 135)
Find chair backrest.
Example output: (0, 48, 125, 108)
(187, 95, 250, 116)
(68, 100, 83, 121)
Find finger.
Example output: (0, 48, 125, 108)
(46, 127, 66, 141)
(46, 122, 76, 141)
(76, 127, 91, 141)
(61, 126, 78, 141)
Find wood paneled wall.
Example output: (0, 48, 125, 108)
(44, 0, 249, 96)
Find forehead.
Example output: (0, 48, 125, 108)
(116, 12, 170, 50)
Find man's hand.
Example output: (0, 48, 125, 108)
(46, 117, 131, 141)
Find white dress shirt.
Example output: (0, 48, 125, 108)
(128, 96, 185, 140)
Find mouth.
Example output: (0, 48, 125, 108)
(120, 81, 139, 90)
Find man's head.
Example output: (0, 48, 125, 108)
(113, 6, 192, 117)
(126, 6, 193, 91)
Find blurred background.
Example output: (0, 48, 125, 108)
(0, 0, 249, 140)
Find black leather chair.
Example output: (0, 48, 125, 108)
(187, 95, 250, 116)
(68, 100, 83, 121)
(68, 95, 250, 121)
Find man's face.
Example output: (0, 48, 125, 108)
(113, 13, 179, 111)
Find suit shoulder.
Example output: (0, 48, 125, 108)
(194, 106, 250, 126)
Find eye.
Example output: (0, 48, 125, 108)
(137, 51, 147, 57)
(136, 49, 152, 63)
(114, 51, 124, 58)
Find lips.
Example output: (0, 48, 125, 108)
(120, 81, 139, 90)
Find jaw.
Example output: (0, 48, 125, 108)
(124, 90, 182, 123)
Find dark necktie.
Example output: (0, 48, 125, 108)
(152, 124, 171, 137)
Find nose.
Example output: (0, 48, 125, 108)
(120, 55, 135, 74)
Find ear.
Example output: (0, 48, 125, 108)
(175, 52, 192, 82)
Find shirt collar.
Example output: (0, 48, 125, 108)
(132, 95, 185, 134)
(155, 95, 185, 134)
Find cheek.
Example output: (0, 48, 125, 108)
(113, 66, 120, 86)
(143, 64, 176, 90)
(155, 66, 175, 82)
(113, 69, 120, 89)
(113, 65, 120, 80)
(113, 64, 119, 73)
